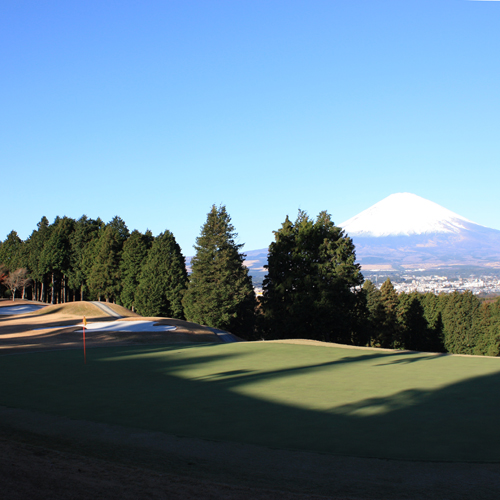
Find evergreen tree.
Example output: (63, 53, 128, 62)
(0, 231, 23, 272)
(261, 210, 363, 343)
(39, 217, 75, 304)
(362, 280, 386, 345)
(120, 229, 153, 310)
(395, 292, 430, 351)
(68, 216, 104, 301)
(442, 291, 482, 354)
(378, 278, 399, 348)
(87, 222, 125, 302)
(182, 205, 256, 337)
(135, 230, 187, 318)
(419, 292, 445, 352)
(25, 217, 51, 301)
(473, 301, 497, 356)
(486, 298, 500, 356)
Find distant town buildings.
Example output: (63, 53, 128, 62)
(382, 275, 500, 295)
(253, 275, 500, 297)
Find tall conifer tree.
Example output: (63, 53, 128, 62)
(120, 229, 153, 311)
(135, 230, 187, 318)
(182, 205, 256, 337)
(87, 222, 125, 302)
(378, 278, 399, 347)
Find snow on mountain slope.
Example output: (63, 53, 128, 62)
(340, 193, 479, 237)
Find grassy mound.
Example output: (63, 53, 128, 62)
(34, 302, 110, 318)
(1, 342, 500, 461)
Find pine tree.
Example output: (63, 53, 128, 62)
(135, 230, 187, 318)
(442, 291, 482, 354)
(68, 216, 103, 301)
(362, 280, 386, 345)
(26, 217, 51, 301)
(39, 217, 75, 304)
(486, 298, 500, 356)
(395, 292, 429, 351)
(182, 205, 256, 337)
(120, 230, 153, 311)
(0, 231, 24, 272)
(87, 222, 125, 302)
(261, 210, 363, 343)
(378, 278, 399, 348)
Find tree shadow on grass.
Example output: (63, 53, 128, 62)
(1, 344, 500, 462)
(375, 352, 449, 365)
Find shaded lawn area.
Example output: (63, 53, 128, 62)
(1, 342, 500, 462)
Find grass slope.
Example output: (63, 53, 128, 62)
(1, 342, 500, 461)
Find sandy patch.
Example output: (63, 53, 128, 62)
(0, 304, 47, 315)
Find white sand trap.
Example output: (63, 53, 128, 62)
(0, 304, 46, 315)
(76, 320, 176, 333)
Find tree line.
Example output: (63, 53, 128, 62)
(1, 207, 499, 355)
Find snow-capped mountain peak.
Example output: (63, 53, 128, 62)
(340, 193, 477, 237)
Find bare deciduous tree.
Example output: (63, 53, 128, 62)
(3, 268, 32, 301)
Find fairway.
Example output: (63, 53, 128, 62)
(1, 341, 500, 462)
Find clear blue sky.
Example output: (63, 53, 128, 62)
(1, 0, 499, 254)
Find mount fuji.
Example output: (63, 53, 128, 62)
(241, 193, 500, 280)
(339, 193, 500, 270)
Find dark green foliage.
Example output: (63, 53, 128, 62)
(377, 279, 399, 347)
(39, 217, 75, 303)
(87, 222, 126, 302)
(108, 216, 130, 246)
(182, 205, 256, 337)
(261, 210, 363, 343)
(486, 298, 500, 356)
(135, 230, 187, 318)
(68, 216, 104, 301)
(120, 230, 153, 310)
(0, 231, 24, 271)
(25, 217, 51, 301)
(395, 292, 430, 351)
(418, 293, 445, 352)
(40, 217, 74, 274)
(472, 302, 497, 356)
(441, 291, 483, 355)
(363, 280, 386, 345)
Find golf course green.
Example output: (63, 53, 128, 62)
(2, 341, 500, 462)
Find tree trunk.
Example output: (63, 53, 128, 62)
(51, 273, 55, 304)
(81, 285, 84, 302)
(41, 282, 45, 303)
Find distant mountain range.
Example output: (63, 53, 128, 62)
(238, 193, 500, 281)
(340, 193, 500, 271)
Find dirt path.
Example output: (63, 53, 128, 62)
(91, 301, 123, 318)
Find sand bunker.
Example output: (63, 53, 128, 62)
(75, 320, 177, 333)
(0, 304, 47, 315)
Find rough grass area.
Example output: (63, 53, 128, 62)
(32, 302, 130, 318)
(1, 342, 500, 462)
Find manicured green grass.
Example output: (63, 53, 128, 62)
(1, 342, 500, 461)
